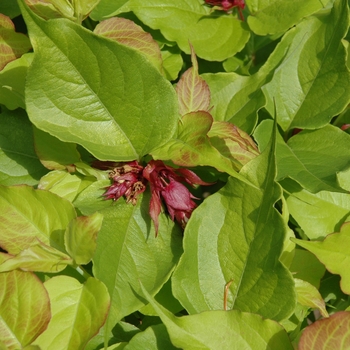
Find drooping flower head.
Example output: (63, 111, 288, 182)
(143, 160, 212, 235)
(205, 0, 245, 20)
(103, 161, 146, 205)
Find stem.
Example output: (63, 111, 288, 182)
(224, 279, 233, 311)
(75, 265, 92, 280)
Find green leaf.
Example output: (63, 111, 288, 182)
(202, 70, 270, 134)
(298, 311, 350, 350)
(33, 276, 110, 350)
(64, 212, 103, 265)
(72, 179, 112, 215)
(25, 0, 75, 21)
(92, 191, 183, 339)
(0, 1, 21, 18)
(0, 53, 32, 110)
(282, 179, 350, 239)
(0, 13, 31, 70)
(38, 170, 83, 202)
(161, 45, 183, 81)
(247, 0, 329, 35)
(0, 108, 48, 186)
(33, 127, 81, 171)
(20, 0, 179, 161)
(0, 242, 73, 273)
(140, 283, 294, 350)
(293, 222, 350, 295)
(126, 0, 250, 61)
(208, 121, 259, 167)
(0, 270, 51, 349)
(263, 0, 350, 131)
(290, 249, 326, 288)
(94, 17, 163, 73)
(172, 120, 296, 321)
(0, 185, 76, 254)
(151, 112, 256, 185)
(124, 324, 177, 350)
(90, 0, 129, 20)
(254, 121, 350, 193)
(294, 278, 328, 318)
(176, 47, 210, 116)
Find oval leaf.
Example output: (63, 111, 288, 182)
(33, 276, 110, 350)
(0, 270, 51, 349)
(172, 121, 296, 321)
(293, 222, 350, 295)
(94, 17, 163, 73)
(0, 13, 31, 70)
(92, 191, 183, 339)
(299, 311, 350, 350)
(0, 185, 76, 254)
(127, 0, 250, 61)
(20, 0, 179, 161)
(0, 242, 73, 273)
(263, 0, 350, 131)
(64, 212, 103, 265)
(140, 283, 293, 350)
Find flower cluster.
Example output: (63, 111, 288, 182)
(103, 161, 146, 205)
(143, 160, 212, 235)
(97, 160, 212, 235)
(205, 0, 245, 19)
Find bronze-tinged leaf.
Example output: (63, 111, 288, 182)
(176, 45, 211, 115)
(94, 17, 163, 73)
(0, 14, 31, 70)
(299, 311, 350, 350)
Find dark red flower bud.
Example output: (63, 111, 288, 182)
(205, 0, 245, 19)
(104, 161, 146, 205)
(143, 160, 212, 235)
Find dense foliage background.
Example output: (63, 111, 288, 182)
(1, 0, 350, 349)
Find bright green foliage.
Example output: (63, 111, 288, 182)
(65, 212, 103, 265)
(1, 0, 350, 348)
(263, 0, 350, 131)
(0, 185, 76, 254)
(172, 121, 296, 321)
(33, 127, 81, 171)
(141, 283, 293, 350)
(247, 0, 329, 35)
(32, 276, 110, 349)
(294, 278, 328, 318)
(254, 121, 350, 192)
(0, 242, 73, 272)
(94, 17, 163, 73)
(294, 223, 350, 295)
(125, 0, 250, 61)
(0, 270, 51, 349)
(92, 192, 183, 338)
(20, 0, 179, 161)
(0, 109, 47, 186)
(0, 53, 32, 110)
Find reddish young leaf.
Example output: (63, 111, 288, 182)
(94, 17, 163, 73)
(0, 14, 31, 70)
(299, 311, 350, 350)
(176, 45, 211, 115)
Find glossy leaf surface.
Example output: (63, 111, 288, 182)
(172, 122, 295, 321)
(20, 0, 179, 161)
(33, 276, 110, 350)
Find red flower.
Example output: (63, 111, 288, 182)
(104, 161, 146, 205)
(143, 160, 212, 235)
(205, 0, 245, 19)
